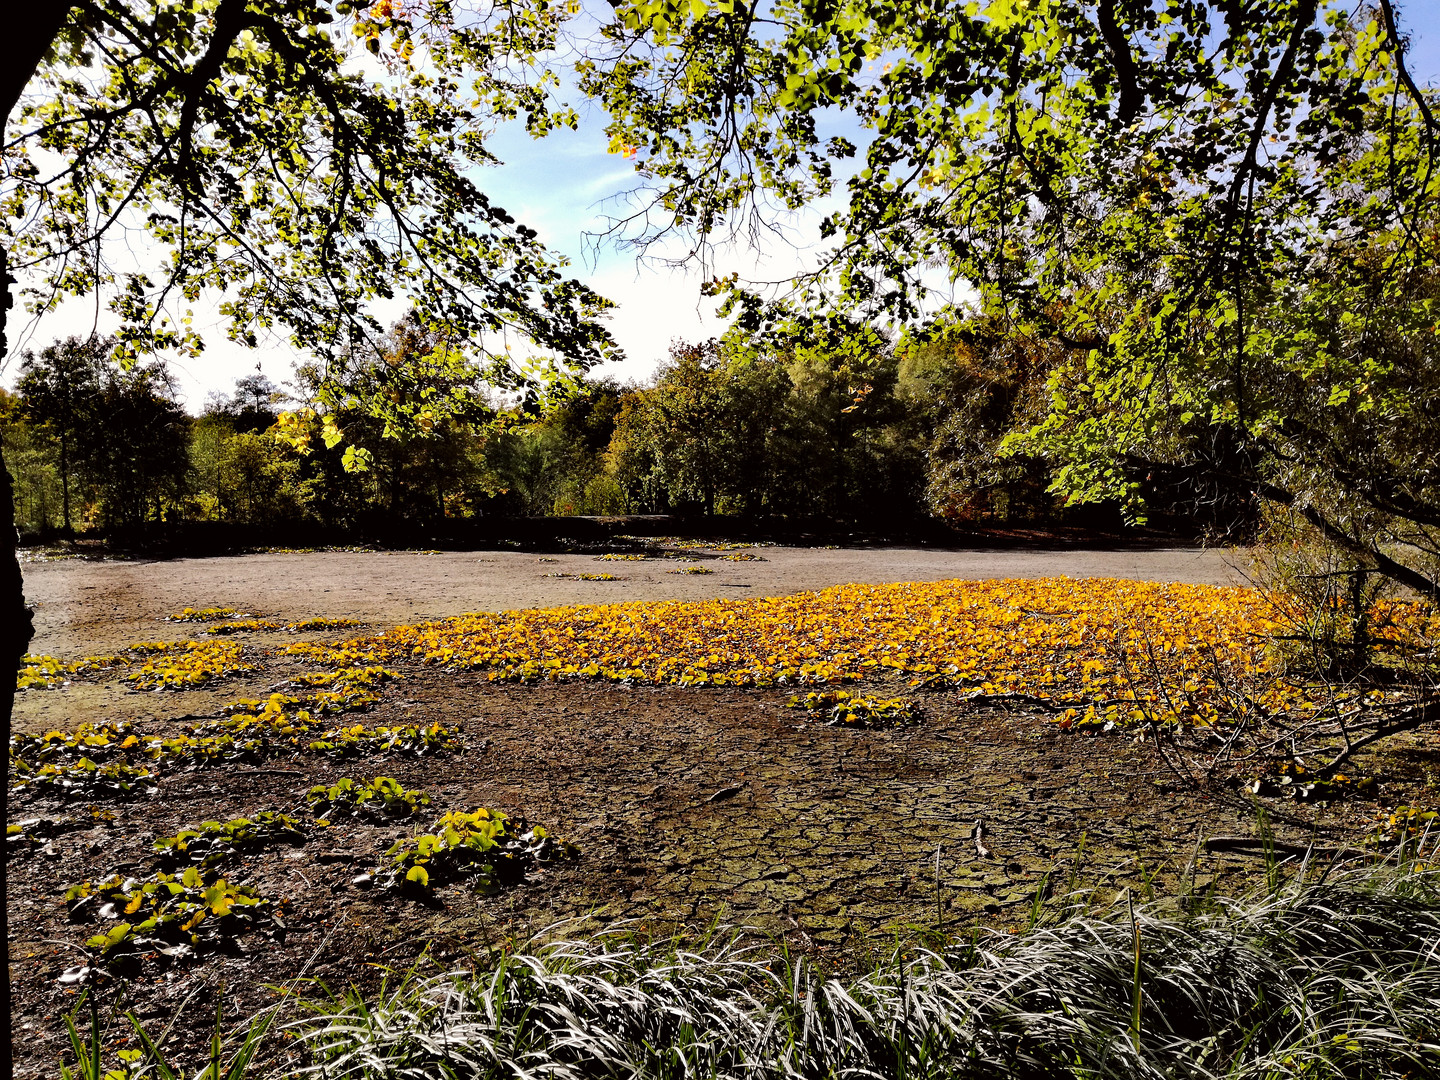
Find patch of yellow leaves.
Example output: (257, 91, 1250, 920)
(166, 607, 252, 623)
(22, 578, 1440, 735)
(125, 641, 255, 690)
(295, 578, 1316, 722)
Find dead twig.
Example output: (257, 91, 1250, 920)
(972, 819, 993, 860)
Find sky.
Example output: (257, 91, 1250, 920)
(9, 4, 1440, 413)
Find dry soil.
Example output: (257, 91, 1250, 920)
(11, 541, 1426, 1080)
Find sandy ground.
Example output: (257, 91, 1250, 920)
(21, 544, 1248, 659)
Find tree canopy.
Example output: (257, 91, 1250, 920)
(3, 0, 616, 421)
(582, 0, 1440, 592)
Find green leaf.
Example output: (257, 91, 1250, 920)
(341, 445, 374, 473)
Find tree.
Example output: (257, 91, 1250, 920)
(582, 0, 1438, 591)
(607, 339, 791, 516)
(204, 370, 287, 433)
(484, 377, 626, 515)
(754, 321, 918, 521)
(0, 389, 66, 534)
(77, 361, 192, 528)
(190, 422, 304, 524)
(896, 315, 1063, 524)
(234, 373, 281, 415)
(16, 335, 107, 533)
(279, 312, 511, 519)
(1, 0, 617, 1049)
(18, 341, 191, 530)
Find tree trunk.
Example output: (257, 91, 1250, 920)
(2, 240, 38, 1080)
(0, 2, 72, 123)
(60, 433, 71, 535)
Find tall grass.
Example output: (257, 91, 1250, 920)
(294, 861, 1440, 1080)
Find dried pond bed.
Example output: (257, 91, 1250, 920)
(7, 565, 1436, 1078)
(12, 671, 1433, 1077)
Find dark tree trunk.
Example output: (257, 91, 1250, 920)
(59, 433, 71, 534)
(1, 2, 72, 122)
(2, 242, 38, 1080)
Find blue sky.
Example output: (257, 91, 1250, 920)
(14, 3, 1440, 411)
(1404, 3, 1440, 85)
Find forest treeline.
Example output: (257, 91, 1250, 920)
(2, 319, 1247, 541)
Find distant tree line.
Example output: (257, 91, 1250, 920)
(495, 325, 1055, 524)
(2, 331, 503, 537)
(3, 322, 1252, 540)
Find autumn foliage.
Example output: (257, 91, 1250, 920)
(276, 577, 1425, 735)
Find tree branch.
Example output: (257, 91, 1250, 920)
(1095, 0, 1142, 125)
(1317, 698, 1438, 778)
(173, 0, 256, 194)
(1254, 480, 1440, 600)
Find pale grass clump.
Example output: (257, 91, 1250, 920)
(294, 862, 1440, 1080)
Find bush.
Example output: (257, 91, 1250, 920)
(306, 776, 431, 820)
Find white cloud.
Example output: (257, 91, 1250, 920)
(4, 291, 312, 411)
(586, 263, 732, 381)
